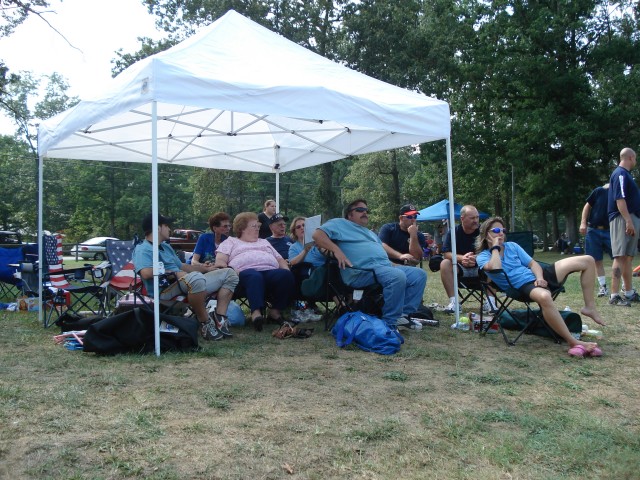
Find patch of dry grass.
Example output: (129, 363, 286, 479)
(1, 251, 639, 479)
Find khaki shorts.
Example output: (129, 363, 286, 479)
(610, 213, 640, 257)
(159, 268, 239, 300)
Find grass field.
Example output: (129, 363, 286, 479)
(1, 251, 639, 479)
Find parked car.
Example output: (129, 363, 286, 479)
(169, 229, 203, 252)
(69, 236, 119, 260)
(0, 230, 23, 247)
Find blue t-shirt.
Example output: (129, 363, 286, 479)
(585, 186, 609, 228)
(378, 222, 426, 264)
(477, 242, 535, 291)
(608, 166, 640, 221)
(192, 232, 228, 264)
(267, 236, 293, 259)
(288, 241, 326, 267)
(131, 240, 182, 297)
(318, 218, 391, 284)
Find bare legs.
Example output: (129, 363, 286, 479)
(611, 255, 633, 294)
(552, 256, 606, 326)
(529, 287, 598, 351)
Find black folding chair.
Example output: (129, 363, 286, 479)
(42, 234, 106, 328)
(479, 267, 565, 345)
(301, 259, 383, 331)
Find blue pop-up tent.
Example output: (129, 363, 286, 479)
(417, 200, 489, 221)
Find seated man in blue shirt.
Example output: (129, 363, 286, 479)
(266, 213, 293, 259)
(132, 213, 239, 342)
(312, 199, 427, 330)
(378, 204, 425, 265)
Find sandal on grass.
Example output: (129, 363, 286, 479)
(568, 345, 603, 358)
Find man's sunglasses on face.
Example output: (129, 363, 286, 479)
(491, 227, 507, 234)
(350, 207, 369, 213)
(403, 215, 417, 220)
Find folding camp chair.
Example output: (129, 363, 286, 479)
(0, 246, 30, 300)
(98, 239, 141, 314)
(42, 234, 105, 328)
(479, 267, 566, 345)
(300, 259, 383, 331)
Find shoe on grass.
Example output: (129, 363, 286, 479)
(444, 301, 461, 314)
(397, 316, 423, 331)
(597, 285, 609, 297)
(200, 319, 224, 341)
(211, 311, 232, 338)
(609, 294, 631, 307)
(624, 290, 640, 302)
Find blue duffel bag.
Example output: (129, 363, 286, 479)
(331, 311, 404, 355)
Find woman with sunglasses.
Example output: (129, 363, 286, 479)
(476, 217, 606, 357)
(191, 212, 231, 266)
(215, 212, 294, 331)
(288, 217, 326, 269)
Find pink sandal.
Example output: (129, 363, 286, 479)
(568, 345, 603, 358)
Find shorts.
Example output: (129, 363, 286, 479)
(585, 227, 612, 261)
(159, 268, 239, 300)
(610, 213, 640, 257)
(518, 264, 560, 300)
(457, 265, 479, 278)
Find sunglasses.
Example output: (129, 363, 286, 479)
(403, 215, 417, 220)
(350, 207, 369, 213)
(295, 224, 305, 230)
(491, 227, 507, 234)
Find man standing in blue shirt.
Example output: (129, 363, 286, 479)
(580, 183, 612, 297)
(607, 147, 640, 306)
(378, 204, 425, 265)
(313, 199, 427, 330)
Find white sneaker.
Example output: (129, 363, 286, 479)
(302, 310, 323, 322)
(397, 316, 423, 330)
(444, 301, 461, 314)
(482, 301, 498, 314)
(597, 285, 609, 297)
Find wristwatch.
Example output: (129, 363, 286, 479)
(490, 245, 501, 253)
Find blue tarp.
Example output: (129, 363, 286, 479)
(417, 200, 490, 222)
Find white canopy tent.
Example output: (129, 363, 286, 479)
(37, 10, 460, 355)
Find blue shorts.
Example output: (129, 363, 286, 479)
(585, 227, 612, 261)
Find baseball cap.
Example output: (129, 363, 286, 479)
(269, 213, 286, 225)
(399, 204, 419, 216)
(142, 213, 175, 233)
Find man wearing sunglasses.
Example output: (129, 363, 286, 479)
(441, 205, 498, 314)
(313, 199, 427, 331)
(378, 204, 426, 266)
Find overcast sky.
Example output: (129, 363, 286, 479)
(0, 0, 164, 134)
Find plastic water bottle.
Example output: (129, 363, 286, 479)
(451, 316, 470, 331)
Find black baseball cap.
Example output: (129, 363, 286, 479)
(269, 213, 286, 225)
(142, 213, 175, 234)
(399, 204, 419, 216)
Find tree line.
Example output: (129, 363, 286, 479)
(1, 0, 639, 248)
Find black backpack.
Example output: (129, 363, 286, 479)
(83, 308, 199, 354)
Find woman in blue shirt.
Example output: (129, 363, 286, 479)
(476, 217, 605, 358)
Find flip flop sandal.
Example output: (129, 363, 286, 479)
(568, 345, 587, 358)
(586, 346, 603, 357)
(292, 327, 314, 339)
(272, 324, 294, 339)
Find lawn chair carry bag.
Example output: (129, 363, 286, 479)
(83, 307, 198, 354)
(331, 311, 403, 355)
(498, 308, 582, 339)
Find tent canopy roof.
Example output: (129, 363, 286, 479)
(37, 10, 450, 173)
(417, 200, 490, 222)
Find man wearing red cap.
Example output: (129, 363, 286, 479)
(378, 204, 426, 265)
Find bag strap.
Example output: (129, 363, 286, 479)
(335, 312, 364, 348)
